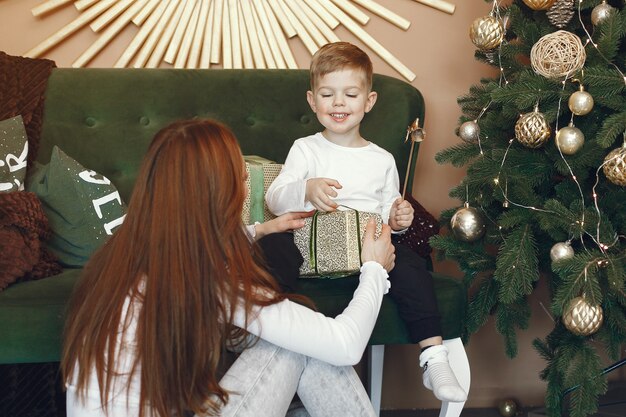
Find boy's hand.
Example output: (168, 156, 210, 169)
(305, 178, 342, 212)
(389, 197, 414, 231)
(254, 211, 315, 240)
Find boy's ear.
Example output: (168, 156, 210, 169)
(365, 91, 378, 113)
(306, 90, 316, 112)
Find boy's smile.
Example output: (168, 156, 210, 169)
(306, 68, 377, 146)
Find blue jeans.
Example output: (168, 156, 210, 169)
(217, 339, 375, 417)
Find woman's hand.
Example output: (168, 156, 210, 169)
(253, 211, 315, 240)
(360, 219, 395, 272)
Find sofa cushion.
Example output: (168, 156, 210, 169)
(26, 146, 126, 267)
(0, 268, 465, 364)
(0, 116, 29, 193)
(298, 271, 465, 344)
(0, 268, 79, 364)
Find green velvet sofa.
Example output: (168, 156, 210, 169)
(0, 68, 469, 416)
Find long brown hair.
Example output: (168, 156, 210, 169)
(61, 119, 287, 417)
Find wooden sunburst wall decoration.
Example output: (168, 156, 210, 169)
(25, 0, 456, 81)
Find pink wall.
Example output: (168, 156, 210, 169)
(5, 0, 617, 411)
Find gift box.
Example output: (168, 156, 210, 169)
(241, 155, 282, 224)
(294, 209, 383, 278)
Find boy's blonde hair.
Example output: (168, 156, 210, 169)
(309, 42, 373, 91)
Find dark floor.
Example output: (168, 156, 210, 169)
(381, 382, 626, 416)
(381, 408, 505, 416)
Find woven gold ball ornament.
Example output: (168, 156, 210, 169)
(530, 30, 586, 79)
(562, 296, 604, 336)
(568, 85, 594, 116)
(515, 108, 551, 148)
(602, 143, 626, 186)
(450, 202, 486, 242)
(523, 0, 557, 10)
(469, 16, 504, 51)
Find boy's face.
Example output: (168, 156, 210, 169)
(306, 69, 377, 138)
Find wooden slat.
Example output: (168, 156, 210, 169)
(262, 0, 297, 68)
(330, 0, 369, 25)
(240, 0, 265, 68)
(284, 0, 328, 47)
(164, 0, 197, 64)
(221, 0, 232, 68)
(188, 0, 211, 69)
(174, 0, 202, 68)
(274, 0, 318, 54)
(266, 0, 296, 38)
(250, 0, 281, 68)
(74, 0, 149, 67)
(24, 0, 117, 58)
(74, 0, 98, 11)
(412, 0, 456, 15)
(303, 0, 339, 29)
(132, 0, 160, 25)
(31, 0, 73, 17)
(319, 0, 416, 81)
(228, 0, 242, 69)
(90, 0, 134, 32)
(237, 0, 254, 69)
(210, 0, 224, 64)
(200, 0, 215, 68)
(294, 0, 340, 43)
(146, 0, 187, 68)
(351, 0, 410, 30)
(116, 0, 172, 67)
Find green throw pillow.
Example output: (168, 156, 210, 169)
(26, 146, 127, 267)
(0, 115, 29, 193)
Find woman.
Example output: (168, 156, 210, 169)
(61, 119, 395, 417)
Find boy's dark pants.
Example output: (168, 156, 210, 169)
(257, 232, 442, 344)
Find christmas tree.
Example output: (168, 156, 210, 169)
(430, 1, 626, 416)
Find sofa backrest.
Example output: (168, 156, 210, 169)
(38, 69, 424, 203)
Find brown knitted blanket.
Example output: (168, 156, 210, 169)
(0, 51, 56, 167)
(0, 192, 62, 291)
(0, 52, 60, 291)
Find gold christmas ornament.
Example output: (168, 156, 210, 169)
(530, 30, 586, 79)
(550, 241, 574, 263)
(602, 143, 626, 186)
(458, 120, 480, 143)
(402, 118, 425, 197)
(498, 398, 519, 417)
(522, 0, 557, 10)
(547, 0, 575, 28)
(469, 16, 505, 51)
(562, 296, 604, 336)
(568, 86, 594, 115)
(405, 118, 426, 143)
(450, 202, 486, 242)
(591, 0, 616, 26)
(555, 123, 585, 155)
(515, 109, 551, 148)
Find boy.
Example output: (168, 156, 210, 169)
(261, 42, 466, 403)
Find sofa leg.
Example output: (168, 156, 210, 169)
(439, 337, 471, 417)
(366, 344, 384, 417)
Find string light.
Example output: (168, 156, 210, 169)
(577, 0, 626, 85)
